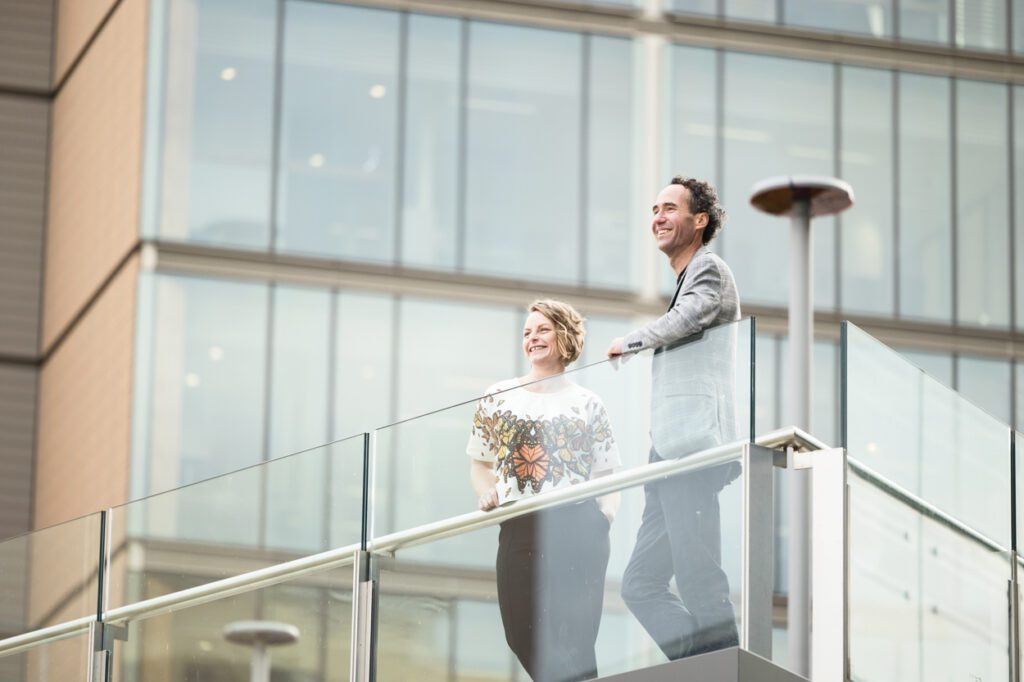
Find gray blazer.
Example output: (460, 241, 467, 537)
(624, 246, 742, 459)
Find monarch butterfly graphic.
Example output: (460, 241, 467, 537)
(511, 442, 549, 493)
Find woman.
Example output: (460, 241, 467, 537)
(467, 299, 621, 682)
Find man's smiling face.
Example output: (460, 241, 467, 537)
(651, 183, 706, 259)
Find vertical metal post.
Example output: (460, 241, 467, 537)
(350, 550, 377, 682)
(810, 447, 848, 682)
(741, 443, 776, 659)
(250, 643, 269, 682)
(788, 198, 812, 677)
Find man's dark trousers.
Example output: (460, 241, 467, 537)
(621, 449, 739, 660)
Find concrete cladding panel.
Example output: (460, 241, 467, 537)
(34, 255, 137, 530)
(0, 0, 53, 91)
(0, 94, 48, 358)
(53, 0, 120, 86)
(43, 0, 145, 351)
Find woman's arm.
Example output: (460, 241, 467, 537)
(470, 459, 499, 511)
(590, 468, 621, 523)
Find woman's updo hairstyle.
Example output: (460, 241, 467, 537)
(528, 299, 586, 365)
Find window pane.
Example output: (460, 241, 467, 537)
(898, 73, 952, 322)
(722, 53, 834, 307)
(158, 0, 275, 248)
(955, 0, 1007, 51)
(958, 355, 1012, 424)
(1016, 0, 1024, 52)
(587, 36, 637, 290)
(956, 80, 1010, 329)
(667, 0, 717, 15)
(334, 291, 395, 438)
(785, 0, 891, 37)
(268, 285, 330, 459)
(463, 23, 582, 283)
(726, 0, 776, 21)
(899, 348, 955, 387)
(666, 45, 717, 195)
(400, 14, 461, 271)
(277, 2, 398, 261)
(900, 0, 950, 42)
(148, 276, 268, 492)
(840, 67, 894, 316)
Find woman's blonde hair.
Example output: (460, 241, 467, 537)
(528, 299, 586, 365)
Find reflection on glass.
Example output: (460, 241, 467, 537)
(148, 275, 268, 490)
(269, 285, 331, 459)
(900, 0, 949, 44)
(957, 355, 1012, 425)
(956, 79, 1010, 329)
(844, 323, 1010, 546)
(375, 459, 743, 679)
(401, 14, 461, 271)
(785, 0, 891, 37)
(108, 436, 365, 609)
(841, 66, 894, 316)
(157, 0, 276, 248)
(1017, 0, 1024, 52)
(587, 36, 636, 289)
(111, 568, 351, 682)
(722, 53, 834, 308)
(463, 22, 582, 283)
(898, 73, 951, 323)
(5, 633, 92, 682)
(954, 0, 1007, 51)
(277, 2, 399, 261)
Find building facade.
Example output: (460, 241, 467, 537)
(1, 0, 1024, 678)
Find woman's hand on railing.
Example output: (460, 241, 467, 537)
(477, 487, 499, 511)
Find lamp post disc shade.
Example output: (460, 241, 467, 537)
(223, 621, 300, 647)
(749, 175, 854, 218)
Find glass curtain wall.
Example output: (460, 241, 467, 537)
(150, 0, 638, 291)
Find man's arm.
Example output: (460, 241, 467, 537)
(607, 257, 723, 357)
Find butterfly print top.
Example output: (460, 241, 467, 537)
(467, 378, 621, 506)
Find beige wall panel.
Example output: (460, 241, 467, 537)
(44, 0, 145, 351)
(34, 256, 137, 530)
(0, 95, 48, 357)
(53, 0, 120, 86)
(0, 0, 54, 91)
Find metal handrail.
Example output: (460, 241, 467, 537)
(0, 425, 876, 661)
(847, 457, 1007, 555)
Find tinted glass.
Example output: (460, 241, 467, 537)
(956, 79, 1010, 329)
(898, 73, 952, 323)
(463, 22, 582, 283)
(900, 0, 949, 44)
(400, 14, 461, 271)
(277, 2, 399, 262)
(722, 53, 834, 308)
(955, 0, 1007, 51)
(785, 0, 891, 37)
(156, 0, 275, 248)
(840, 66, 894, 316)
(587, 35, 637, 289)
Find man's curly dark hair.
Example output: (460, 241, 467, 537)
(669, 175, 725, 245)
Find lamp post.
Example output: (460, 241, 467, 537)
(223, 620, 300, 682)
(750, 176, 853, 679)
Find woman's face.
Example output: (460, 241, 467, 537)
(522, 311, 563, 370)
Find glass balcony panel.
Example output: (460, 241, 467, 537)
(0, 513, 102, 640)
(374, 453, 748, 679)
(372, 318, 753, 543)
(106, 435, 365, 612)
(849, 473, 1012, 682)
(108, 565, 352, 682)
(843, 323, 1011, 546)
(0, 632, 92, 682)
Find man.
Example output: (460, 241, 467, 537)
(607, 175, 741, 659)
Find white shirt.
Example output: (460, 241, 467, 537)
(467, 378, 621, 506)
